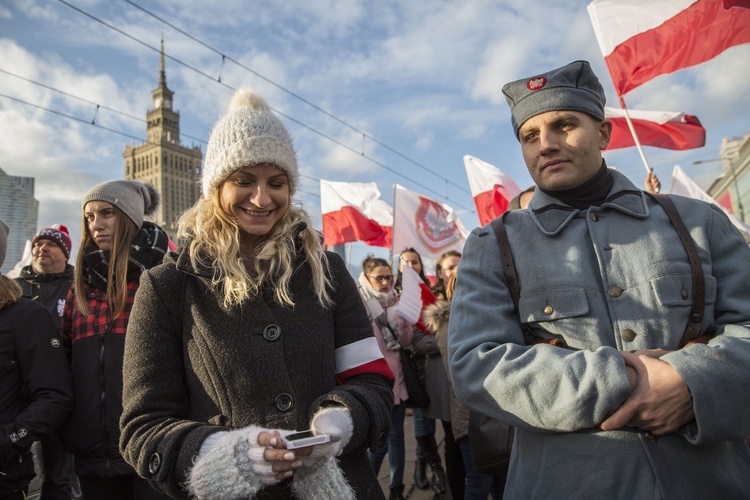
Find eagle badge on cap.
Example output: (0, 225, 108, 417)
(527, 77, 547, 91)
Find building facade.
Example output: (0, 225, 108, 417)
(707, 133, 750, 224)
(0, 166, 38, 275)
(123, 39, 202, 240)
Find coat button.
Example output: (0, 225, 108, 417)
(621, 329, 637, 342)
(590, 213, 599, 222)
(543, 306, 553, 315)
(148, 453, 161, 474)
(263, 324, 281, 341)
(681, 289, 689, 300)
(608, 286, 623, 298)
(275, 393, 294, 412)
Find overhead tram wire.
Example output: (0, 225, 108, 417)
(120, 0, 472, 198)
(0, 68, 206, 145)
(53, 0, 475, 212)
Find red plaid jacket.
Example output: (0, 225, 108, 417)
(59, 280, 140, 476)
(61, 281, 138, 344)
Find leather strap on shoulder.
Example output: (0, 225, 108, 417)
(646, 192, 706, 348)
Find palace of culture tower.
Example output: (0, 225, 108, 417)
(123, 39, 202, 240)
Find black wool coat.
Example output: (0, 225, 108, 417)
(120, 248, 393, 499)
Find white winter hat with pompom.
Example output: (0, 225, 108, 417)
(202, 88, 298, 197)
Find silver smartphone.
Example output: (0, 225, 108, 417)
(280, 430, 331, 449)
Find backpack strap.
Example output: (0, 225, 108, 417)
(645, 193, 710, 348)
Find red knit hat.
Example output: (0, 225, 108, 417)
(32, 224, 72, 261)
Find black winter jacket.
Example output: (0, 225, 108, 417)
(120, 248, 394, 499)
(15, 264, 74, 331)
(0, 297, 73, 493)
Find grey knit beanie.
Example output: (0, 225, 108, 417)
(0, 219, 8, 268)
(81, 180, 160, 228)
(502, 60, 606, 139)
(202, 88, 298, 197)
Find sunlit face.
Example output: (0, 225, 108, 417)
(438, 255, 460, 283)
(367, 265, 394, 293)
(519, 110, 612, 191)
(84, 201, 117, 251)
(399, 251, 422, 274)
(31, 239, 67, 274)
(219, 164, 290, 251)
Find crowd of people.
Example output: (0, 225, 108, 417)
(2, 59, 749, 500)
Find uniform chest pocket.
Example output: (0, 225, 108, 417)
(519, 287, 589, 323)
(651, 274, 716, 306)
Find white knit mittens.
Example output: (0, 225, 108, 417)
(187, 426, 278, 499)
(290, 407, 355, 499)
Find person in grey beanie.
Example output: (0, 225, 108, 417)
(119, 88, 394, 500)
(59, 181, 170, 500)
(448, 60, 750, 497)
(0, 219, 74, 499)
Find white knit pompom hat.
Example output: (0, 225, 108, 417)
(202, 88, 298, 197)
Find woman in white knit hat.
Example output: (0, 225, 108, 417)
(120, 88, 394, 500)
(59, 181, 170, 500)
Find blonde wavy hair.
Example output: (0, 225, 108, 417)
(177, 190, 333, 309)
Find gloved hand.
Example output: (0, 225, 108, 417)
(188, 425, 287, 499)
(297, 406, 353, 467)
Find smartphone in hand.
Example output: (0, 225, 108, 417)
(280, 430, 331, 449)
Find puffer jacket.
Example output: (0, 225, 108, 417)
(0, 297, 73, 493)
(15, 264, 74, 330)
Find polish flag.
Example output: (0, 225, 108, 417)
(588, 0, 750, 96)
(394, 263, 437, 334)
(464, 155, 522, 226)
(605, 107, 706, 151)
(669, 165, 750, 242)
(392, 184, 469, 262)
(320, 180, 392, 248)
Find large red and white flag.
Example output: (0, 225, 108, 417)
(392, 184, 469, 262)
(605, 107, 706, 151)
(320, 180, 392, 248)
(463, 155, 522, 226)
(669, 165, 750, 242)
(588, 0, 750, 96)
(394, 263, 437, 334)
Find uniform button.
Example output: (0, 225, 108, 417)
(690, 313, 702, 323)
(608, 286, 623, 298)
(590, 213, 600, 222)
(543, 306, 553, 315)
(681, 290, 689, 300)
(621, 329, 637, 342)
(263, 324, 281, 341)
(275, 393, 294, 412)
(148, 453, 161, 474)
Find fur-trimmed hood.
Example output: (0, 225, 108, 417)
(422, 299, 451, 334)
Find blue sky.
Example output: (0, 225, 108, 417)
(1, 0, 748, 269)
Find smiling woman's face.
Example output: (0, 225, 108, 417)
(219, 164, 290, 251)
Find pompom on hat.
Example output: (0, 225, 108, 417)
(202, 88, 298, 197)
(502, 60, 606, 139)
(33, 224, 73, 261)
(82, 180, 160, 229)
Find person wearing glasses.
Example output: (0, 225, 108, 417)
(358, 255, 413, 500)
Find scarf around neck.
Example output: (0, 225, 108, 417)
(82, 221, 169, 290)
(539, 160, 614, 210)
(358, 273, 401, 350)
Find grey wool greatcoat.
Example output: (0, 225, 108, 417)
(119, 247, 393, 499)
(449, 170, 750, 499)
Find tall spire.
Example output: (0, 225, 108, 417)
(159, 33, 167, 87)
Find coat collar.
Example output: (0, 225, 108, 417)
(527, 169, 650, 236)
